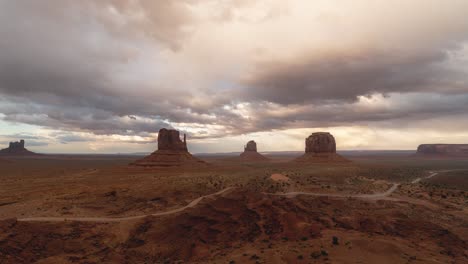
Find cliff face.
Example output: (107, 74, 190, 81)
(0, 140, 36, 155)
(417, 144, 468, 157)
(305, 132, 336, 154)
(244, 141, 257, 152)
(157, 129, 188, 151)
(295, 132, 348, 163)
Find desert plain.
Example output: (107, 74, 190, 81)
(0, 153, 467, 264)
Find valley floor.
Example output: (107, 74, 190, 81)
(0, 155, 467, 263)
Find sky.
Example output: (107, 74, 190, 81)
(1, 0, 468, 154)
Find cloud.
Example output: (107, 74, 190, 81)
(0, 0, 214, 136)
(240, 50, 467, 105)
(0, 0, 467, 149)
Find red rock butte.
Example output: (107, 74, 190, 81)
(0, 140, 37, 156)
(131, 128, 207, 167)
(239, 140, 269, 161)
(294, 132, 349, 163)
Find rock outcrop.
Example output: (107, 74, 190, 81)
(158, 129, 188, 151)
(131, 128, 207, 168)
(416, 144, 468, 157)
(305, 132, 336, 153)
(239, 140, 269, 161)
(244, 140, 257, 152)
(0, 140, 37, 156)
(294, 132, 348, 163)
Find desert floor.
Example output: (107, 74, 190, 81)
(0, 154, 467, 263)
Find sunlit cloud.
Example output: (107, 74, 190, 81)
(1, 0, 467, 153)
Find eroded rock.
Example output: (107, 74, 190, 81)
(131, 128, 207, 168)
(240, 140, 268, 161)
(295, 132, 348, 163)
(0, 140, 36, 156)
(158, 128, 188, 151)
(305, 132, 336, 154)
(244, 140, 257, 152)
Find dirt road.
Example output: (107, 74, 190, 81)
(18, 187, 233, 223)
(268, 171, 441, 199)
(17, 171, 448, 223)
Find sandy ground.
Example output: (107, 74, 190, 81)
(0, 155, 467, 263)
(270, 173, 290, 182)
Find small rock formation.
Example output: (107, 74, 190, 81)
(131, 128, 207, 168)
(294, 132, 348, 163)
(239, 140, 269, 161)
(0, 140, 37, 156)
(416, 144, 468, 157)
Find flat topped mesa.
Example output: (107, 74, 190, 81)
(294, 132, 348, 163)
(416, 144, 468, 157)
(240, 140, 269, 161)
(131, 128, 207, 168)
(0, 139, 36, 156)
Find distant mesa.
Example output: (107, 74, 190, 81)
(416, 144, 468, 157)
(294, 132, 349, 163)
(239, 140, 269, 161)
(0, 140, 37, 156)
(131, 128, 207, 168)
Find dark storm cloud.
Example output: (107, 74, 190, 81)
(1, 0, 468, 141)
(0, 0, 217, 135)
(0, 107, 171, 136)
(0, 0, 192, 103)
(240, 50, 468, 105)
(234, 93, 468, 134)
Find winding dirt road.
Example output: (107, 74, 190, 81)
(265, 183, 401, 199)
(411, 171, 438, 184)
(267, 171, 440, 199)
(17, 171, 446, 223)
(18, 187, 233, 223)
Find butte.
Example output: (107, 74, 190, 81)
(0, 140, 37, 156)
(239, 140, 269, 161)
(294, 132, 349, 163)
(131, 128, 207, 168)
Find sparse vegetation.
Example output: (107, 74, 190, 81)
(1, 155, 467, 263)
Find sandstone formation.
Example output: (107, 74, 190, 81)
(0, 140, 37, 156)
(244, 140, 257, 152)
(294, 132, 348, 163)
(131, 128, 207, 167)
(239, 140, 269, 161)
(305, 132, 336, 153)
(416, 144, 468, 157)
